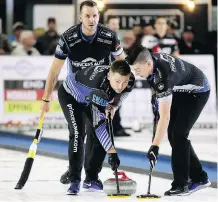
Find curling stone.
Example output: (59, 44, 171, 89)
(103, 171, 137, 195)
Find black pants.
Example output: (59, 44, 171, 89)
(58, 84, 106, 182)
(168, 91, 210, 186)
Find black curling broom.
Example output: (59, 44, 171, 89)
(137, 110, 160, 200)
(107, 113, 131, 198)
(14, 112, 45, 189)
(137, 166, 161, 199)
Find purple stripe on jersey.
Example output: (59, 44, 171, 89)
(96, 121, 107, 135)
(193, 77, 210, 93)
(99, 130, 107, 142)
(65, 73, 94, 103)
(103, 138, 110, 149)
(95, 122, 112, 151)
(105, 141, 113, 151)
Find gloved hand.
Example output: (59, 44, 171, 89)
(108, 153, 120, 171)
(147, 145, 159, 169)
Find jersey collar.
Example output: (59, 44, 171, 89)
(80, 24, 98, 42)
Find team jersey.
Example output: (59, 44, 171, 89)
(55, 24, 123, 94)
(63, 65, 135, 151)
(141, 34, 179, 54)
(147, 53, 210, 102)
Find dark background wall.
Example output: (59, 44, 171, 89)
(0, 0, 217, 41)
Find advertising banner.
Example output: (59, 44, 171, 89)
(0, 55, 216, 129)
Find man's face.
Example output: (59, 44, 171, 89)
(80, 5, 99, 33)
(132, 61, 152, 78)
(123, 31, 136, 50)
(107, 18, 120, 32)
(183, 32, 194, 43)
(22, 33, 36, 47)
(154, 18, 168, 34)
(48, 22, 56, 31)
(108, 71, 130, 93)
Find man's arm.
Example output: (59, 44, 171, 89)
(172, 50, 180, 56)
(42, 58, 65, 100)
(111, 92, 129, 109)
(152, 96, 172, 146)
(114, 51, 126, 60)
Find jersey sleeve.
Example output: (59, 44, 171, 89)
(91, 105, 113, 151)
(54, 36, 68, 60)
(111, 32, 123, 57)
(153, 61, 173, 102)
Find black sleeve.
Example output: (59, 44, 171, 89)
(54, 35, 68, 60)
(153, 60, 174, 102)
(111, 32, 123, 56)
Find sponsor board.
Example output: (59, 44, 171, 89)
(0, 56, 216, 130)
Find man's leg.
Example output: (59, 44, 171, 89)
(83, 107, 106, 191)
(165, 91, 210, 196)
(58, 84, 86, 194)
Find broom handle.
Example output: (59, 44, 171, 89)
(107, 113, 120, 194)
(147, 166, 152, 194)
(115, 168, 120, 194)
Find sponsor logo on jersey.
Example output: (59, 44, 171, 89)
(160, 53, 176, 72)
(67, 31, 78, 41)
(89, 65, 109, 80)
(156, 89, 172, 98)
(72, 58, 105, 68)
(69, 39, 81, 47)
(100, 30, 113, 38)
(156, 68, 162, 79)
(158, 83, 164, 90)
(97, 38, 112, 44)
(92, 94, 108, 107)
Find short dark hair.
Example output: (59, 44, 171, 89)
(126, 45, 152, 65)
(107, 16, 119, 24)
(47, 17, 56, 24)
(80, 0, 97, 12)
(110, 60, 131, 76)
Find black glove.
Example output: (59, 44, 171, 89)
(147, 145, 159, 169)
(108, 153, 120, 171)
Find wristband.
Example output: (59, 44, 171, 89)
(42, 98, 50, 103)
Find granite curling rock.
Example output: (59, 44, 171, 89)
(103, 172, 137, 195)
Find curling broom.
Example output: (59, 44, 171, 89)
(14, 112, 45, 189)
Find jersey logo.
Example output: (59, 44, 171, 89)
(89, 65, 109, 80)
(158, 83, 164, 90)
(92, 94, 108, 107)
(67, 32, 78, 41)
(72, 58, 105, 68)
(100, 30, 113, 38)
(97, 38, 112, 44)
(69, 39, 81, 47)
